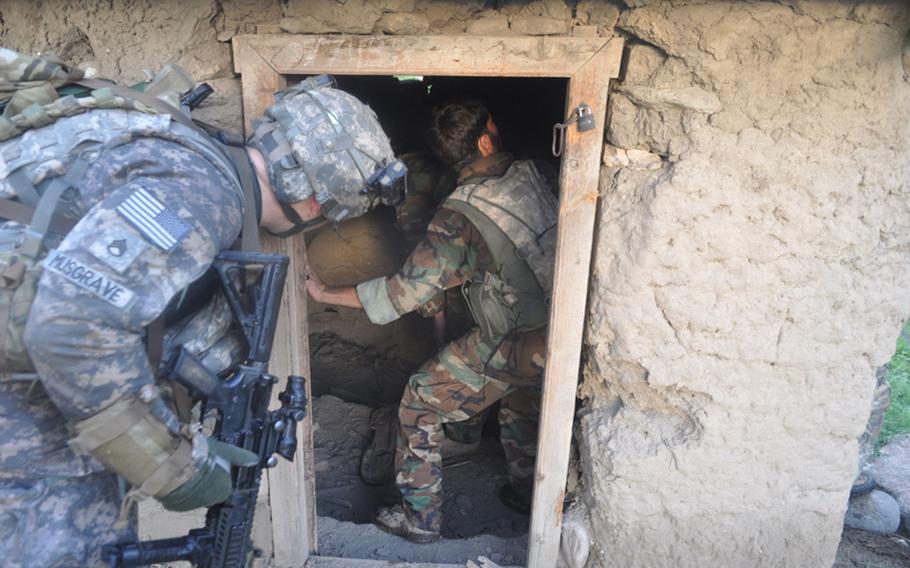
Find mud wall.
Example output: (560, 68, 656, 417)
(0, 0, 615, 132)
(3, 1, 910, 567)
(580, 2, 910, 567)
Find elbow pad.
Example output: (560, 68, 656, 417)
(69, 387, 202, 499)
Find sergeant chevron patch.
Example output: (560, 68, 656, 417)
(116, 188, 191, 251)
(88, 226, 148, 273)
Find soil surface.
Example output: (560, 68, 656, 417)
(834, 529, 910, 568)
(313, 395, 529, 565)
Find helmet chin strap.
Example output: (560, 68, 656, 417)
(266, 200, 329, 237)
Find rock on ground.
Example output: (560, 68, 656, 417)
(844, 490, 902, 535)
(872, 434, 910, 530)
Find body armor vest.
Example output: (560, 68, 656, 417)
(0, 108, 244, 373)
(442, 159, 558, 341)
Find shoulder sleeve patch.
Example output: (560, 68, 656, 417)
(116, 187, 191, 251)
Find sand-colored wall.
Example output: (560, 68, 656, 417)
(579, 2, 910, 566)
(3, 2, 909, 567)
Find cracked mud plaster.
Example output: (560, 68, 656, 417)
(580, 2, 910, 567)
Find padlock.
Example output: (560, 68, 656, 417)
(576, 104, 595, 132)
(552, 102, 597, 157)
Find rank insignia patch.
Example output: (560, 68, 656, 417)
(88, 226, 148, 273)
(116, 188, 191, 251)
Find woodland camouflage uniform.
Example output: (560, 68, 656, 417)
(358, 152, 549, 532)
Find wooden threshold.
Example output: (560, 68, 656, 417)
(307, 558, 521, 568)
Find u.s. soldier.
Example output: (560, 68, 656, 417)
(306, 99, 558, 542)
(0, 50, 399, 566)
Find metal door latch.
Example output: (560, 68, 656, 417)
(552, 103, 596, 157)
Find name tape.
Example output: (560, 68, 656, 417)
(43, 250, 136, 309)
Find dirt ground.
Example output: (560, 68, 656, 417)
(312, 395, 529, 565)
(833, 528, 910, 568)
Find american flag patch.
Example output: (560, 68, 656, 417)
(116, 188, 191, 251)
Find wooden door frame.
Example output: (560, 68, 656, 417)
(233, 34, 623, 568)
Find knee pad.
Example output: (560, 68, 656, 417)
(69, 388, 201, 498)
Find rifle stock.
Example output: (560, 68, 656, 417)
(104, 251, 307, 568)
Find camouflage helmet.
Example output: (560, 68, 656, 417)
(248, 76, 406, 231)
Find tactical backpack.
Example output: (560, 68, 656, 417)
(442, 160, 558, 341)
(0, 48, 256, 374)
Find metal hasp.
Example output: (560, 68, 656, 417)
(103, 251, 309, 568)
(552, 102, 596, 157)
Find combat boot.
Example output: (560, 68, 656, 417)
(373, 504, 440, 543)
(498, 483, 533, 515)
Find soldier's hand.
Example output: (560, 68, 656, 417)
(305, 265, 328, 303)
(159, 439, 258, 512)
(303, 259, 364, 310)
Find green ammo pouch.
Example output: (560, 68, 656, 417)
(462, 272, 523, 342)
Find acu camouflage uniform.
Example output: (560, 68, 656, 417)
(0, 109, 245, 567)
(357, 153, 555, 531)
(0, 50, 395, 566)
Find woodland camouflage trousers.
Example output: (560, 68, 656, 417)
(395, 327, 546, 531)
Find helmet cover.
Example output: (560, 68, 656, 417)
(248, 76, 399, 224)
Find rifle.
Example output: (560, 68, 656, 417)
(103, 250, 308, 568)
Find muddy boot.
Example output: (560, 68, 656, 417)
(440, 412, 485, 467)
(440, 435, 481, 468)
(498, 484, 533, 515)
(360, 405, 399, 485)
(373, 504, 440, 543)
(443, 413, 485, 444)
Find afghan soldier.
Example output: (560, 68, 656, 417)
(306, 99, 557, 542)
(0, 49, 400, 567)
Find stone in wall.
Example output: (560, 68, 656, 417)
(581, 2, 910, 567)
(190, 77, 244, 133)
(219, 0, 285, 35)
(376, 12, 431, 36)
(510, 16, 570, 36)
(282, 0, 383, 34)
(576, 0, 621, 35)
(465, 14, 513, 36)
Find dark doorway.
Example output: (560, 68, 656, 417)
(301, 74, 566, 565)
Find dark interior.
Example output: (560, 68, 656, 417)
(295, 74, 569, 180)
(301, 74, 566, 549)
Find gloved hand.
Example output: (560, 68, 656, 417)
(159, 439, 258, 512)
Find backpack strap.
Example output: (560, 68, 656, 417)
(6, 169, 41, 207)
(75, 79, 210, 141)
(224, 145, 261, 253)
(0, 198, 77, 235)
(79, 79, 262, 252)
(4, 157, 91, 258)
